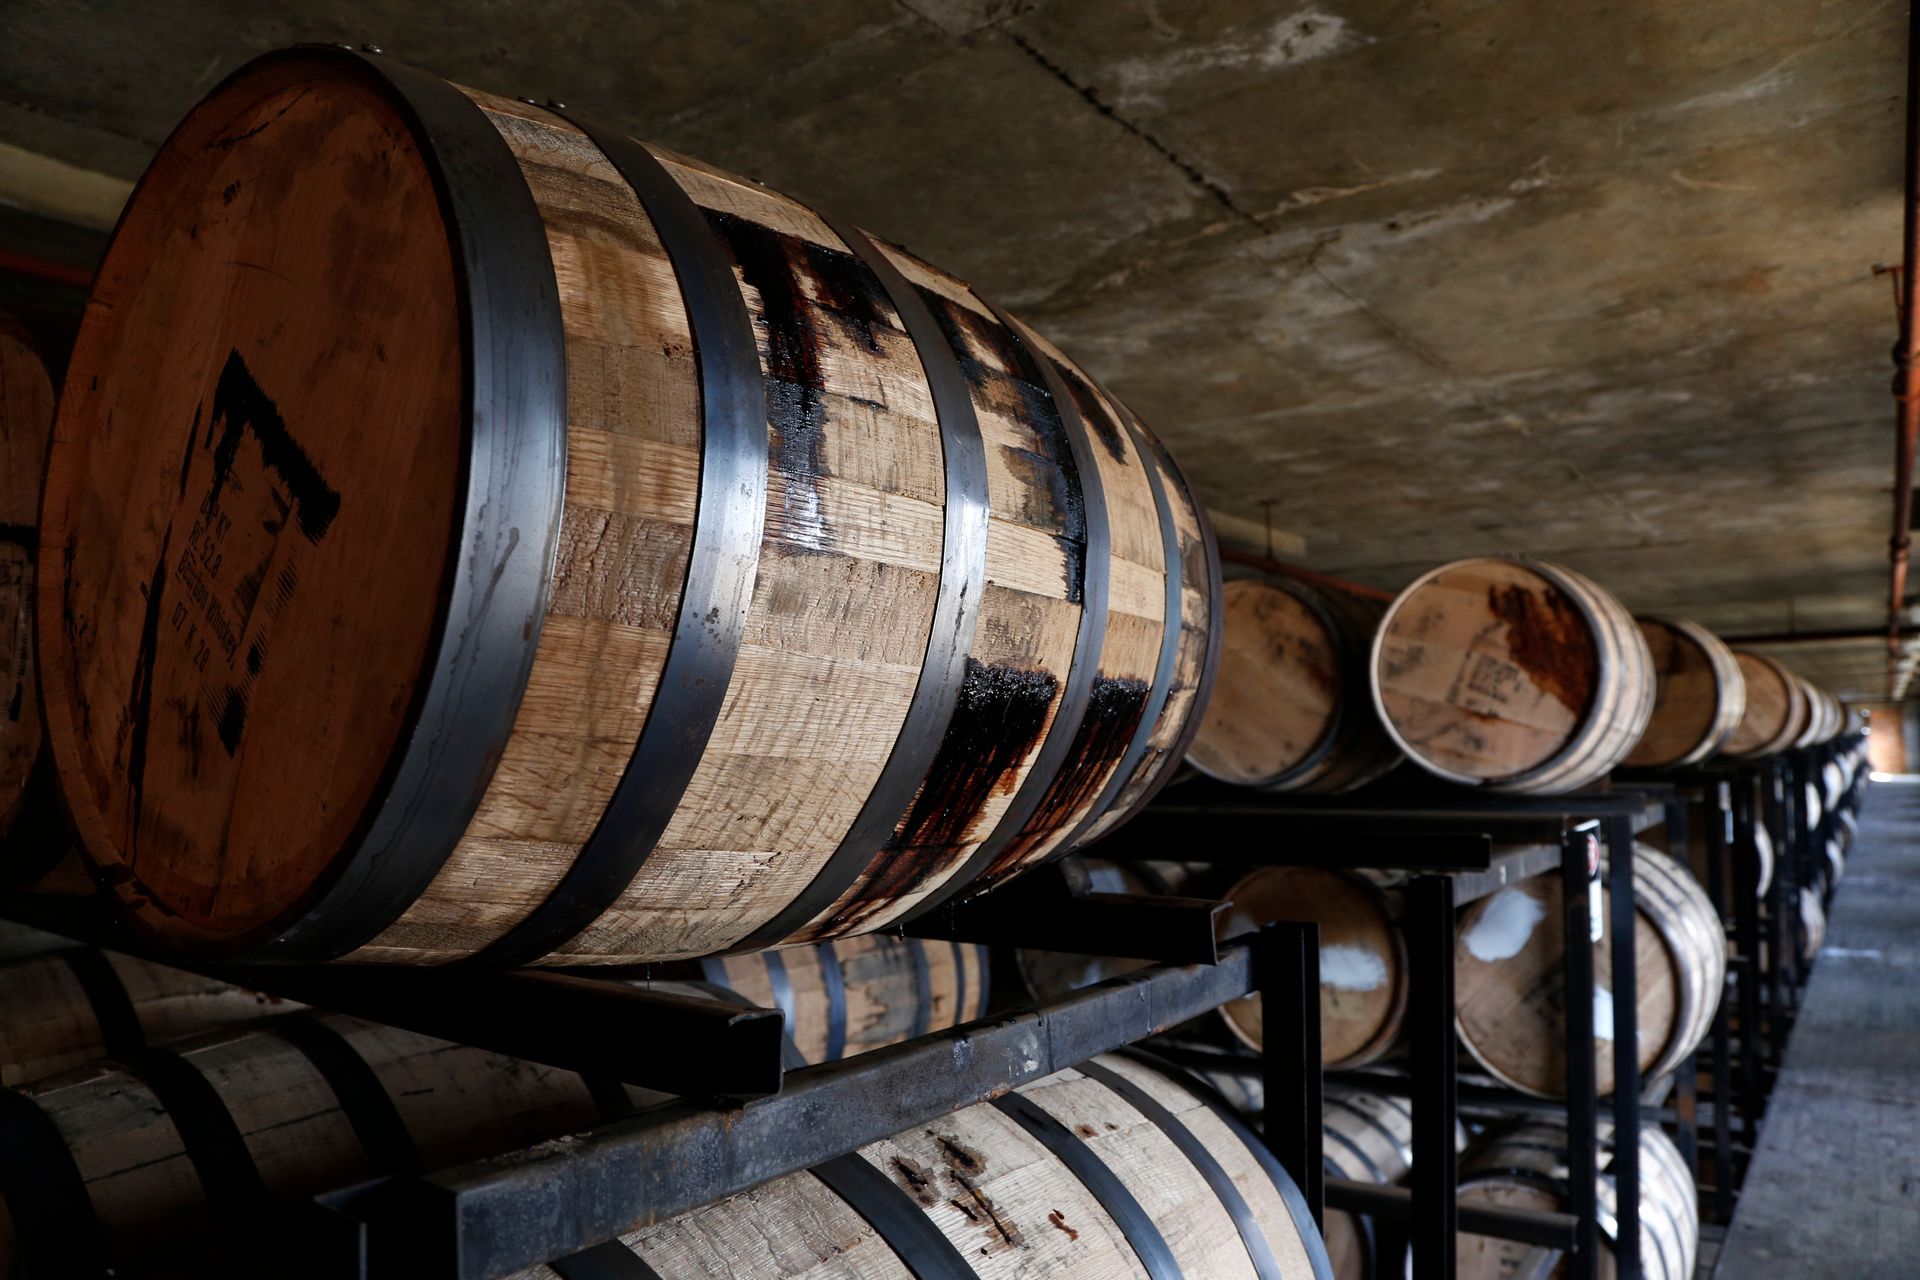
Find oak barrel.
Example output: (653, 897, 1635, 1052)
(1454, 844, 1723, 1098)
(0, 1012, 643, 1274)
(38, 48, 1221, 966)
(510, 1049, 1334, 1280)
(1457, 1123, 1697, 1280)
(1188, 578, 1402, 793)
(0, 317, 52, 836)
(1721, 652, 1809, 757)
(687, 934, 988, 1064)
(1215, 867, 1407, 1067)
(1371, 558, 1655, 794)
(1620, 617, 1744, 768)
(0, 945, 286, 1085)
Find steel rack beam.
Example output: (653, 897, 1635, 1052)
(903, 863, 1228, 963)
(318, 938, 1272, 1280)
(1325, 1180, 1580, 1251)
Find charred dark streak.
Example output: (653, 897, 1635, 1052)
(999, 29, 1264, 229)
(122, 526, 173, 862)
(1052, 359, 1126, 464)
(705, 209, 894, 554)
(953, 1172, 1021, 1247)
(832, 659, 1056, 931)
(983, 674, 1151, 882)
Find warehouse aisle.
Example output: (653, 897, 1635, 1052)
(1716, 778, 1920, 1276)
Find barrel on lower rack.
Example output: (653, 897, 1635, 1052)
(0, 316, 53, 840)
(0, 944, 285, 1085)
(1187, 578, 1403, 793)
(687, 934, 989, 1064)
(1456, 1122, 1698, 1280)
(1011, 858, 1193, 998)
(1, 1012, 640, 1275)
(1453, 843, 1724, 1098)
(1214, 867, 1407, 1068)
(1721, 652, 1810, 758)
(37, 46, 1222, 968)
(1621, 617, 1744, 768)
(1370, 558, 1655, 794)
(514, 1049, 1335, 1280)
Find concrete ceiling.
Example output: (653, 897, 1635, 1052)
(0, 0, 1910, 696)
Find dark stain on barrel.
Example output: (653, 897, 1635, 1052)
(705, 210, 893, 554)
(1488, 583, 1598, 715)
(209, 350, 340, 544)
(832, 659, 1058, 930)
(915, 285, 1087, 600)
(1053, 359, 1126, 464)
(983, 674, 1152, 881)
(214, 684, 248, 755)
(122, 526, 172, 858)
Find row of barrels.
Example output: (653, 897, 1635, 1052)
(0, 924, 1695, 1280)
(1020, 845, 1724, 1101)
(1191, 560, 1854, 797)
(0, 927, 1331, 1277)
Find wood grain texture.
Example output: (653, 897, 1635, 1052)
(39, 53, 1216, 966)
(1722, 652, 1809, 758)
(1189, 579, 1401, 793)
(1622, 617, 1744, 768)
(3, 1012, 628, 1274)
(0, 317, 51, 834)
(0, 948, 288, 1086)
(1372, 558, 1654, 794)
(701, 934, 989, 1063)
(509, 1052, 1327, 1280)
(1454, 844, 1722, 1098)
(1457, 1123, 1697, 1280)
(1216, 867, 1406, 1068)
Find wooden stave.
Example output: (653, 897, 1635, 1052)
(0, 1011, 640, 1274)
(513, 1049, 1335, 1280)
(0, 947, 289, 1087)
(0, 317, 52, 838)
(1216, 867, 1408, 1068)
(1188, 578, 1403, 794)
(1621, 617, 1745, 768)
(36, 49, 1219, 967)
(1370, 558, 1654, 795)
(1456, 1123, 1697, 1280)
(695, 934, 990, 1065)
(1453, 847, 1720, 1100)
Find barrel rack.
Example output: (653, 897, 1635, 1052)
(0, 734, 1866, 1280)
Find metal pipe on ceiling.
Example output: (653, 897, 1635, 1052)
(1216, 545, 1395, 602)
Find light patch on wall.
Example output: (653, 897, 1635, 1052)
(1108, 11, 1367, 110)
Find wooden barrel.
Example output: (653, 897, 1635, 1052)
(511, 1049, 1334, 1280)
(1454, 844, 1724, 1098)
(1, 1012, 644, 1274)
(687, 934, 988, 1065)
(1457, 1123, 1697, 1280)
(0, 317, 53, 836)
(1370, 558, 1654, 794)
(1793, 677, 1835, 749)
(1187, 578, 1402, 793)
(37, 48, 1222, 967)
(1799, 885, 1827, 960)
(1216, 867, 1407, 1068)
(1621, 617, 1744, 768)
(1722, 652, 1809, 758)
(0, 945, 291, 1086)
(1753, 819, 1776, 900)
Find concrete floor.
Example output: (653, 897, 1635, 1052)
(1715, 777, 1920, 1277)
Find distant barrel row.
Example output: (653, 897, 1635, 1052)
(1191, 558, 1852, 797)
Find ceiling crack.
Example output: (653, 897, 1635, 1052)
(997, 27, 1264, 230)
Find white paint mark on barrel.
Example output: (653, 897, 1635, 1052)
(1320, 943, 1388, 991)
(1593, 985, 1615, 1043)
(1463, 887, 1546, 962)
